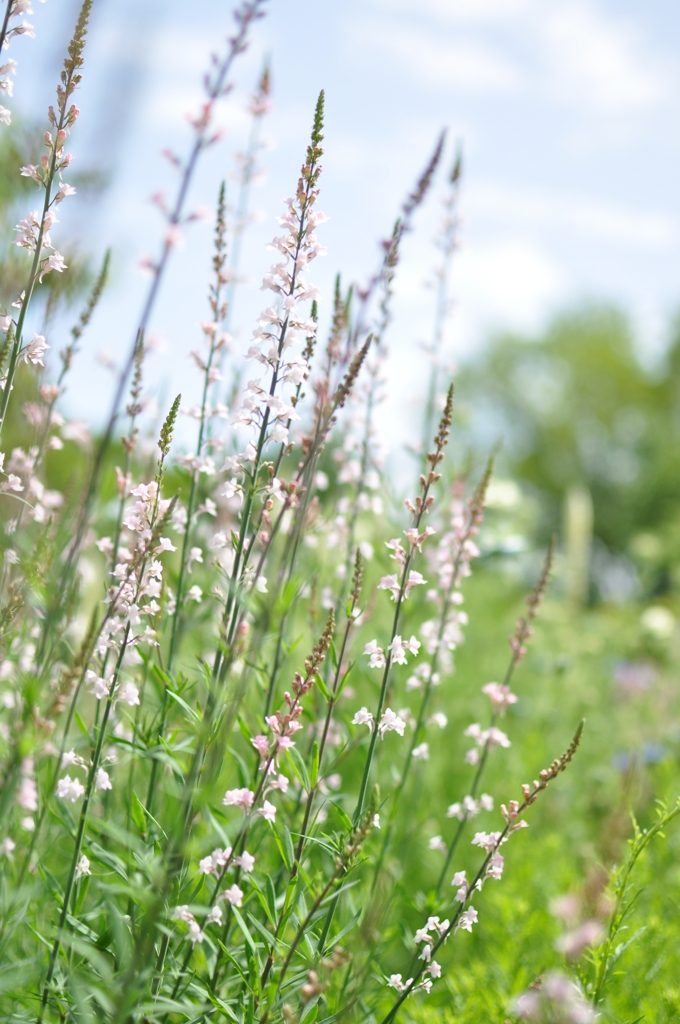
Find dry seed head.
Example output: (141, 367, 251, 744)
(333, 334, 372, 411)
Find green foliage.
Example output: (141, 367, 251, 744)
(458, 306, 680, 578)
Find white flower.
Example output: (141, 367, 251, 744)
(95, 768, 112, 792)
(387, 636, 408, 665)
(22, 333, 49, 366)
(187, 585, 203, 602)
(117, 681, 140, 706)
(223, 883, 244, 907)
(479, 793, 494, 811)
(206, 904, 223, 926)
(255, 575, 268, 593)
(57, 775, 85, 802)
(75, 855, 91, 879)
(377, 708, 406, 738)
(428, 835, 447, 852)
(363, 640, 385, 668)
(372, 814, 381, 829)
(38, 251, 67, 283)
(412, 743, 429, 760)
(258, 800, 277, 823)
(352, 707, 374, 730)
(457, 907, 478, 932)
(1, 838, 16, 858)
(429, 960, 442, 979)
(428, 712, 447, 729)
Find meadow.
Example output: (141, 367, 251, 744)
(0, 2, 679, 1022)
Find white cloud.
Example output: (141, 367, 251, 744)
(537, 1, 672, 114)
(368, 0, 675, 117)
(468, 182, 677, 249)
(352, 20, 524, 94)
(455, 239, 568, 331)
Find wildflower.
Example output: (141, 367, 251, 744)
(57, 776, 85, 802)
(388, 635, 408, 664)
(251, 734, 269, 758)
(387, 974, 410, 992)
(405, 570, 427, 596)
(378, 574, 400, 601)
(479, 793, 494, 811)
(471, 831, 502, 853)
(486, 852, 504, 881)
(187, 585, 203, 602)
(234, 851, 255, 872)
(352, 707, 374, 730)
(555, 920, 604, 958)
(487, 727, 511, 749)
(187, 546, 203, 572)
(223, 787, 255, 811)
(38, 251, 67, 282)
(428, 835, 446, 852)
(413, 742, 429, 760)
(16, 777, 37, 812)
(223, 884, 244, 907)
(428, 712, 447, 729)
(206, 904, 223, 926)
(456, 906, 478, 932)
(482, 680, 517, 714)
(377, 708, 406, 738)
(1, 838, 15, 858)
(95, 768, 112, 792)
(258, 799, 277, 822)
(447, 802, 463, 819)
(22, 334, 49, 366)
(75, 855, 91, 879)
(429, 960, 442, 979)
(372, 814, 381, 828)
(363, 639, 386, 668)
(117, 681, 140, 706)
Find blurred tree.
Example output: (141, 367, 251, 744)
(457, 305, 680, 591)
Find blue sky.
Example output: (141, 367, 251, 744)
(9, 0, 680, 453)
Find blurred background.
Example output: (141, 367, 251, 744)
(5, 0, 680, 603)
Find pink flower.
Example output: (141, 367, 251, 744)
(258, 800, 276, 823)
(222, 884, 244, 907)
(234, 851, 255, 873)
(223, 788, 255, 811)
(378, 574, 401, 601)
(482, 681, 517, 715)
(405, 570, 427, 596)
(471, 831, 502, 853)
(251, 734, 269, 758)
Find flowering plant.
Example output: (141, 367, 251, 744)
(0, 4, 596, 1023)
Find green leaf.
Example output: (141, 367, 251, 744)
(314, 672, 331, 701)
(130, 791, 146, 834)
(232, 906, 261, 966)
(286, 746, 310, 792)
(166, 688, 201, 723)
(74, 710, 89, 738)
